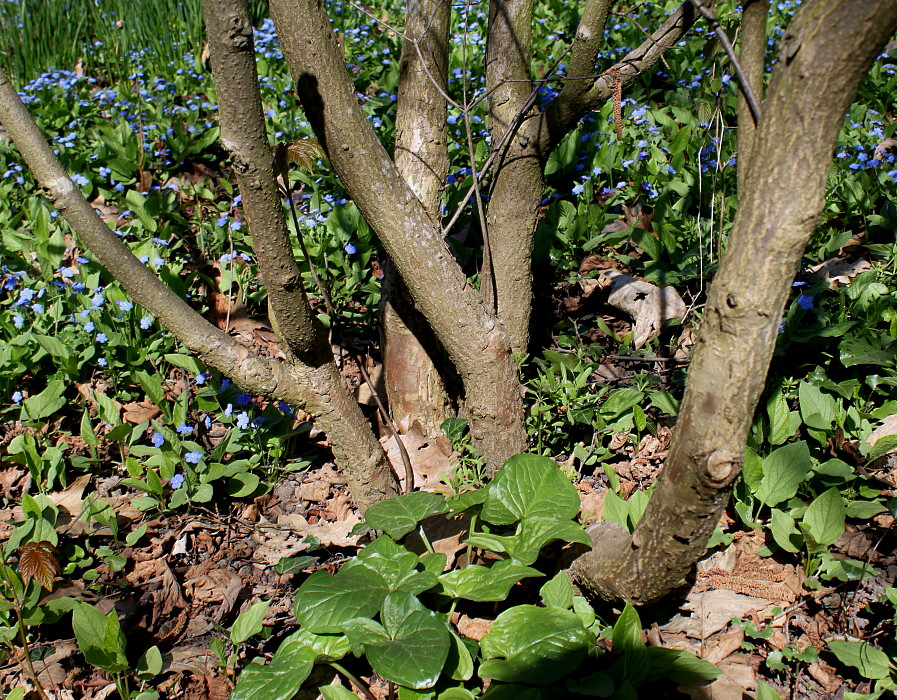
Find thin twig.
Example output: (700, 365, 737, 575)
(689, 0, 762, 124)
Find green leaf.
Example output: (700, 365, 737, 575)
(444, 631, 474, 681)
(481, 454, 579, 526)
(230, 643, 317, 700)
(294, 567, 388, 633)
(275, 556, 316, 574)
(767, 392, 792, 446)
(612, 603, 644, 655)
(231, 600, 270, 646)
(80, 411, 99, 448)
(756, 681, 782, 700)
(480, 605, 591, 685)
(644, 647, 721, 685)
(227, 472, 260, 498)
(469, 517, 590, 565)
(801, 488, 846, 548)
(72, 603, 129, 674)
(600, 388, 645, 419)
(364, 491, 448, 540)
(669, 124, 693, 155)
(362, 593, 451, 690)
(164, 353, 204, 375)
(756, 441, 811, 507)
(769, 509, 802, 553)
(647, 390, 680, 417)
(799, 382, 837, 429)
(827, 639, 891, 679)
(438, 559, 542, 602)
(135, 370, 166, 407)
(540, 572, 574, 609)
(845, 500, 887, 519)
(136, 645, 163, 681)
(320, 687, 360, 700)
(22, 380, 66, 421)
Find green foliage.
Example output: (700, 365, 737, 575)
(233, 455, 718, 697)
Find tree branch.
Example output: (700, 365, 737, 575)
(571, 0, 897, 603)
(268, 0, 528, 472)
(202, 0, 329, 366)
(537, 1, 704, 154)
(737, 0, 770, 192)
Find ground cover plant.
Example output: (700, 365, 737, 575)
(0, 0, 897, 697)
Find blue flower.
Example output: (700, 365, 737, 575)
(224, 403, 233, 418)
(779, 322, 786, 333)
(96, 332, 108, 343)
(13, 315, 23, 328)
(116, 300, 133, 312)
(12, 391, 23, 404)
(170, 473, 185, 489)
(151, 431, 165, 447)
(220, 378, 231, 391)
(140, 316, 153, 330)
(184, 451, 202, 464)
(572, 182, 584, 195)
(196, 373, 207, 385)
(797, 295, 814, 309)
(344, 242, 357, 255)
(237, 393, 252, 406)
(236, 411, 250, 430)
(98, 357, 108, 367)
(177, 423, 193, 435)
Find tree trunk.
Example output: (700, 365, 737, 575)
(571, 0, 897, 604)
(384, 0, 454, 439)
(736, 0, 769, 194)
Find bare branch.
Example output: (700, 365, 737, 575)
(737, 0, 770, 191)
(537, 1, 704, 153)
(202, 0, 329, 366)
(690, 0, 762, 124)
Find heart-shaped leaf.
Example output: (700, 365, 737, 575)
(481, 454, 579, 526)
(438, 559, 542, 602)
(364, 491, 448, 540)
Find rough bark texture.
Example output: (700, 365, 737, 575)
(202, 0, 400, 507)
(269, 0, 528, 473)
(384, 0, 454, 437)
(0, 62, 400, 509)
(737, 0, 770, 194)
(571, 0, 897, 604)
(480, 0, 538, 352)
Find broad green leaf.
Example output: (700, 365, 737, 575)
(480, 605, 591, 685)
(840, 339, 897, 368)
(364, 491, 448, 540)
(481, 454, 579, 525)
(756, 441, 811, 506)
(756, 681, 782, 700)
(135, 370, 165, 407)
(644, 647, 721, 685)
(799, 382, 837, 429)
(136, 646, 163, 681)
(93, 390, 120, 426)
(72, 603, 128, 674)
(230, 642, 317, 700)
(438, 690, 476, 700)
(80, 411, 99, 448)
(346, 551, 437, 596)
(275, 556, 316, 574)
(438, 559, 542, 602)
(647, 390, 680, 417)
(767, 392, 792, 445)
(164, 353, 204, 375)
(294, 567, 388, 633)
(769, 509, 801, 553)
(801, 488, 846, 548)
(669, 124, 693, 154)
(363, 593, 451, 689)
(468, 517, 590, 565)
(845, 500, 887, 519)
(827, 639, 891, 679)
(228, 472, 260, 498)
(602, 488, 631, 530)
(320, 687, 360, 700)
(540, 571, 574, 610)
(230, 600, 269, 646)
(600, 388, 644, 418)
(612, 603, 644, 655)
(22, 380, 66, 421)
(445, 631, 474, 681)
(33, 333, 68, 360)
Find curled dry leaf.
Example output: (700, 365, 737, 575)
(18, 540, 60, 591)
(810, 256, 871, 289)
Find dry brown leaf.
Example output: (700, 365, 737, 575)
(454, 613, 493, 641)
(662, 590, 772, 640)
(810, 256, 872, 289)
(18, 541, 60, 590)
(867, 414, 897, 452)
(702, 626, 744, 665)
(122, 400, 161, 424)
(682, 655, 759, 699)
(89, 194, 120, 226)
(380, 420, 455, 490)
(252, 513, 363, 565)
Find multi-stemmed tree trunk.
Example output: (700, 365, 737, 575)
(0, 0, 894, 603)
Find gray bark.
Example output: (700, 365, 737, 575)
(571, 0, 897, 603)
(268, 0, 529, 474)
(384, 0, 454, 438)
